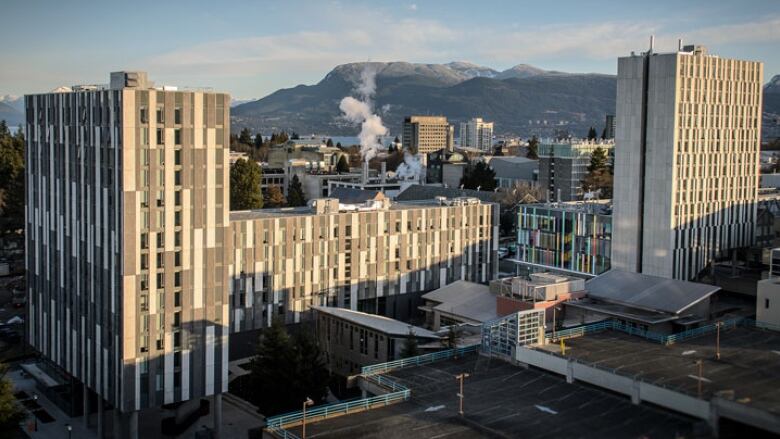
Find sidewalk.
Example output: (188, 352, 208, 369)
(9, 369, 97, 439)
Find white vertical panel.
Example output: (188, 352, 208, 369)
(205, 325, 215, 395)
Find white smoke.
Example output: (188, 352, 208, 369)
(395, 152, 424, 181)
(339, 67, 388, 163)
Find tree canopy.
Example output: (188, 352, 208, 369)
(248, 320, 329, 415)
(0, 364, 24, 432)
(230, 158, 264, 210)
(238, 128, 253, 146)
(0, 121, 25, 234)
(581, 146, 613, 198)
(587, 126, 598, 140)
(286, 175, 307, 207)
(336, 155, 350, 173)
(460, 161, 497, 191)
(400, 329, 419, 358)
(265, 185, 287, 208)
(526, 135, 539, 160)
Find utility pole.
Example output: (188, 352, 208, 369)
(696, 360, 703, 399)
(302, 397, 314, 439)
(455, 373, 470, 416)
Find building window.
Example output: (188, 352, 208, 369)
(156, 106, 164, 124)
(174, 128, 181, 145)
(767, 298, 771, 309)
(156, 128, 164, 145)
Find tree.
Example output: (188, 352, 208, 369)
(526, 136, 539, 160)
(254, 132, 264, 148)
(394, 136, 400, 144)
(248, 320, 329, 415)
(0, 121, 25, 233)
(460, 161, 497, 191)
(601, 126, 608, 140)
(581, 146, 613, 198)
(496, 182, 546, 236)
(230, 159, 263, 210)
(238, 128, 253, 146)
(587, 126, 597, 140)
(0, 364, 24, 431)
(265, 185, 287, 208)
(400, 329, 419, 358)
(286, 175, 307, 207)
(493, 145, 504, 156)
(441, 326, 463, 350)
(326, 138, 334, 147)
(291, 132, 300, 140)
(335, 155, 350, 173)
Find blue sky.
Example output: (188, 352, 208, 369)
(1, 0, 779, 99)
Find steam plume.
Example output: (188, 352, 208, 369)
(339, 66, 387, 163)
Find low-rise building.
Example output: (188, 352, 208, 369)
(492, 273, 586, 322)
(485, 156, 538, 188)
(419, 280, 498, 330)
(757, 248, 780, 329)
(516, 201, 612, 277)
(313, 306, 440, 376)
(426, 149, 468, 188)
(266, 141, 348, 172)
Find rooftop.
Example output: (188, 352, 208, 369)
(286, 354, 696, 438)
(421, 281, 498, 323)
(311, 306, 439, 339)
(522, 199, 612, 215)
(536, 326, 780, 417)
(585, 270, 720, 315)
(395, 184, 499, 204)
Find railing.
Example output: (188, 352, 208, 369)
(546, 317, 746, 345)
(361, 345, 479, 376)
(266, 346, 479, 437)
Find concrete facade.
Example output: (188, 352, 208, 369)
(537, 139, 614, 202)
(612, 46, 763, 280)
(402, 116, 454, 154)
(459, 117, 493, 151)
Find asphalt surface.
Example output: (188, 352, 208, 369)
(537, 327, 780, 416)
(289, 353, 699, 438)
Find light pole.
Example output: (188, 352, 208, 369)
(455, 373, 470, 416)
(695, 360, 703, 399)
(66, 423, 72, 439)
(715, 321, 722, 360)
(302, 397, 314, 439)
(32, 394, 38, 432)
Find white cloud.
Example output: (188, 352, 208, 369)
(409, 4, 418, 11)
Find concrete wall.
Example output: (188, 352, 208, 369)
(757, 278, 780, 328)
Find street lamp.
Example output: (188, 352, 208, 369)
(715, 321, 722, 360)
(66, 423, 72, 439)
(302, 397, 314, 439)
(32, 394, 38, 431)
(695, 360, 704, 399)
(455, 373, 470, 416)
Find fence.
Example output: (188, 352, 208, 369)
(265, 345, 479, 437)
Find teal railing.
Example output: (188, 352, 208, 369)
(546, 317, 745, 345)
(265, 345, 479, 436)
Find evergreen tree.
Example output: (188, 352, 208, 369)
(400, 329, 419, 358)
(326, 138, 334, 147)
(581, 146, 613, 198)
(601, 126, 607, 140)
(441, 326, 463, 350)
(265, 185, 287, 208)
(493, 145, 504, 156)
(254, 132, 264, 148)
(460, 161, 497, 191)
(286, 175, 307, 207)
(526, 135, 539, 160)
(0, 122, 25, 233)
(587, 126, 598, 140)
(336, 156, 350, 173)
(238, 128, 253, 146)
(394, 136, 400, 144)
(230, 159, 263, 210)
(291, 132, 300, 140)
(336, 142, 342, 148)
(0, 364, 24, 431)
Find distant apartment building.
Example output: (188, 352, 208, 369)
(459, 117, 494, 151)
(228, 197, 498, 331)
(516, 201, 612, 277)
(604, 114, 616, 139)
(612, 44, 763, 280)
(402, 116, 454, 154)
(537, 139, 614, 201)
(485, 156, 538, 189)
(25, 72, 230, 435)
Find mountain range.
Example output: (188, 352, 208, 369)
(0, 95, 24, 127)
(231, 61, 618, 139)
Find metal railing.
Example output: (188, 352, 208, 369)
(546, 317, 745, 345)
(266, 346, 478, 437)
(361, 345, 479, 376)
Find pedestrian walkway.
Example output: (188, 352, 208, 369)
(9, 369, 96, 439)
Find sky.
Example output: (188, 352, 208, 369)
(1, 0, 779, 99)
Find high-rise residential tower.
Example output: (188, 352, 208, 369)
(612, 44, 763, 280)
(402, 116, 454, 154)
(459, 117, 494, 151)
(25, 72, 230, 436)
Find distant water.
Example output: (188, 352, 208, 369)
(294, 135, 397, 147)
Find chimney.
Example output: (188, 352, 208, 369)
(381, 162, 387, 184)
(678, 38, 683, 51)
(649, 35, 655, 52)
(362, 161, 369, 185)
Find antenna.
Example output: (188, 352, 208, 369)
(678, 38, 683, 51)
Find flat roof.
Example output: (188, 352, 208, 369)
(536, 327, 780, 417)
(312, 306, 439, 339)
(421, 280, 498, 323)
(286, 354, 696, 438)
(585, 269, 720, 315)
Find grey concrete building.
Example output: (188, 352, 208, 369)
(612, 44, 763, 280)
(537, 139, 614, 202)
(25, 71, 230, 437)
